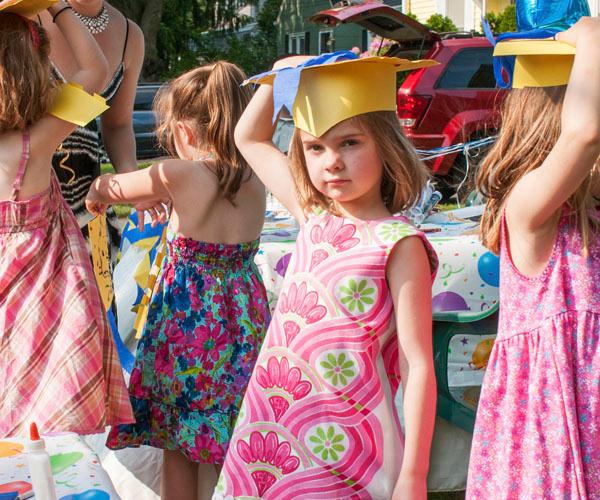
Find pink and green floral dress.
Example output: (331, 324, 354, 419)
(106, 231, 270, 463)
(215, 211, 437, 499)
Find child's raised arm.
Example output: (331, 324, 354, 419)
(507, 18, 600, 232)
(387, 237, 436, 500)
(35, 1, 108, 151)
(234, 60, 307, 221)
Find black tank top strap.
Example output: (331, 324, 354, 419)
(10, 130, 31, 201)
(121, 16, 130, 62)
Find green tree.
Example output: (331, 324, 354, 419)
(483, 4, 517, 34)
(425, 13, 458, 33)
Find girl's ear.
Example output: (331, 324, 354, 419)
(174, 120, 196, 146)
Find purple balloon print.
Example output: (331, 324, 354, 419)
(432, 291, 470, 312)
(275, 253, 292, 277)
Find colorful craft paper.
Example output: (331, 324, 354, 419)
(48, 83, 109, 127)
(0, 0, 56, 17)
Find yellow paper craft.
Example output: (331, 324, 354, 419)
(0, 0, 56, 17)
(88, 214, 114, 312)
(494, 39, 575, 89)
(246, 56, 438, 138)
(134, 227, 167, 339)
(48, 82, 109, 126)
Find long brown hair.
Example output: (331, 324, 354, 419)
(154, 61, 253, 203)
(288, 111, 429, 215)
(478, 86, 600, 254)
(0, 13, 57, 133)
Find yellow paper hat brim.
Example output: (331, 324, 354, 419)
(247, 56, 438, 137)
(48, 82, 109, 126)
(494, 39, 575, 88)
(0, 0, 57, 17)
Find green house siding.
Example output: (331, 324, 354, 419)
(278, 0, 403, 56)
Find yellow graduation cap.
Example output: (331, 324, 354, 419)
(0, 0, 57, 17)
(494, 39, 575, 89)
(48, 82, 109, 126)
(246, 54, 438, 138)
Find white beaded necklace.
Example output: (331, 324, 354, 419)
(73, 3, 109, 35)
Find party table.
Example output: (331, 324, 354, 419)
(0, 433, 118, 499)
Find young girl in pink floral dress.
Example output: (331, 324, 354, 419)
(215, 53, 439, 500)
(86, 62, 270, 500)
(0, 2, 132, 436)
(467, 17, 600, 499)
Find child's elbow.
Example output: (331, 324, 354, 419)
(234, 121, 248, 150)
(81, 56, 109, 94)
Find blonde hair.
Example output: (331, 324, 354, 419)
(478, 86, 600, 254)
(287, 111, 429, 215)
(0, 13, 57, 132)
(154, 61, 254, 203)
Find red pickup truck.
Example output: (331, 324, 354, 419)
(311, 2, 505, 190)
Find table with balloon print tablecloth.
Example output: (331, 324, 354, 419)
(0, 433, 118, 499)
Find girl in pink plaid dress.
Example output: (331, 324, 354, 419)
(467, 19, 600, 498)
(0, 3, 133, 437)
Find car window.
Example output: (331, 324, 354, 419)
(134, 87, 160, 111)
(436, 48, 495, 89)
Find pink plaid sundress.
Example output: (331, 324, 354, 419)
(0, 131, 133, 437)
(467, 210, 600, 499)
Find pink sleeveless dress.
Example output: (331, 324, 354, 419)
(0, 132, 133, 437)
(467, 211, 600, 499)
(215, 211, 437, 500)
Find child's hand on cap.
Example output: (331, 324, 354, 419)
(272, 55, 313, 70)
(556, 16, 600, 46)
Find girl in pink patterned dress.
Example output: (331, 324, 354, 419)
(215, 53, 438, 499)
(0, 4, 133, 436)
(467, 18, 600, 499)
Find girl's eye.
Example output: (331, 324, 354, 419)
(342, 139, 358, 147)
(306, 144, 323, 152)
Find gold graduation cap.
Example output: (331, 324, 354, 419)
(494, 39, 575, 89)
(0, 0, 57, 17)
(246, 55, 438, 138)
(49, 82, 109, 126)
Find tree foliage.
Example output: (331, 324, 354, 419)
(483, 5, 517, 34)
(425, 13, 458, 33)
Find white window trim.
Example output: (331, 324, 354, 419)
(318, 29, 333, 54)
(288, 32, 306, 54)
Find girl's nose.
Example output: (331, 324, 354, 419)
(324, 150, 343, 171)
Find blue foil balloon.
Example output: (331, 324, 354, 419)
(491, 0, 591, 88)
(517, 0, 590, 32)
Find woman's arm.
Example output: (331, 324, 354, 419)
(507, 18, 600, 232)
(100, 21, 145, 173)
(35, 2, 108, 151)
(387, 237, 436, 500)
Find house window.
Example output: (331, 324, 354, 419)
(319, 30, 334, 53)
(288, 33, 306, 54)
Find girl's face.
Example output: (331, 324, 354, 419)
(300, 119, 385, 212)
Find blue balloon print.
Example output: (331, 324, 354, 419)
(60, 489, 110, 500)
(477, 252, 499, 287)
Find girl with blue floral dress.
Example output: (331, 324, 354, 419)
(85, 62, 270, 500)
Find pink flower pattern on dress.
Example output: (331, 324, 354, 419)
(278, 282, 327, 344)
(467, 210, 600, 499)
(217, 212, 437, 499)
(255, 356, 312, 421)
(309, 216, 360, 269)
(237, 431, 300, 495)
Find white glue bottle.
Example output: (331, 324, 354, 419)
(26, 422, 58, 500)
